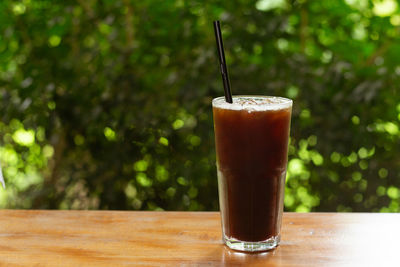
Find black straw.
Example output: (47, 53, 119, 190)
(213, 21, 233, 103)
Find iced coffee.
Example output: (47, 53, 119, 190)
(212, 95, 292, 252)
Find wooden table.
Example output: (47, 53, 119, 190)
(0, 210, 399, 266)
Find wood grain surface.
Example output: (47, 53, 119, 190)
(0, 210, 399, 266)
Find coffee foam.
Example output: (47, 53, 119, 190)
(212, 96, 292, 112)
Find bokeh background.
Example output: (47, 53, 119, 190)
(0, 0, 399, 212)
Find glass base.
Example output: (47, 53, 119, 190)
(223, 234, 280, 252)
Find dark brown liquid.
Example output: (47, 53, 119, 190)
(213, 102, 291, 242)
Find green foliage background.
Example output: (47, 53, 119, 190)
(0, 0, 399, 212)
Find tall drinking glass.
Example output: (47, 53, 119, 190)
(212, 95, 292, 252)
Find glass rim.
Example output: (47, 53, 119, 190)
(212, 95, 293, 110)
